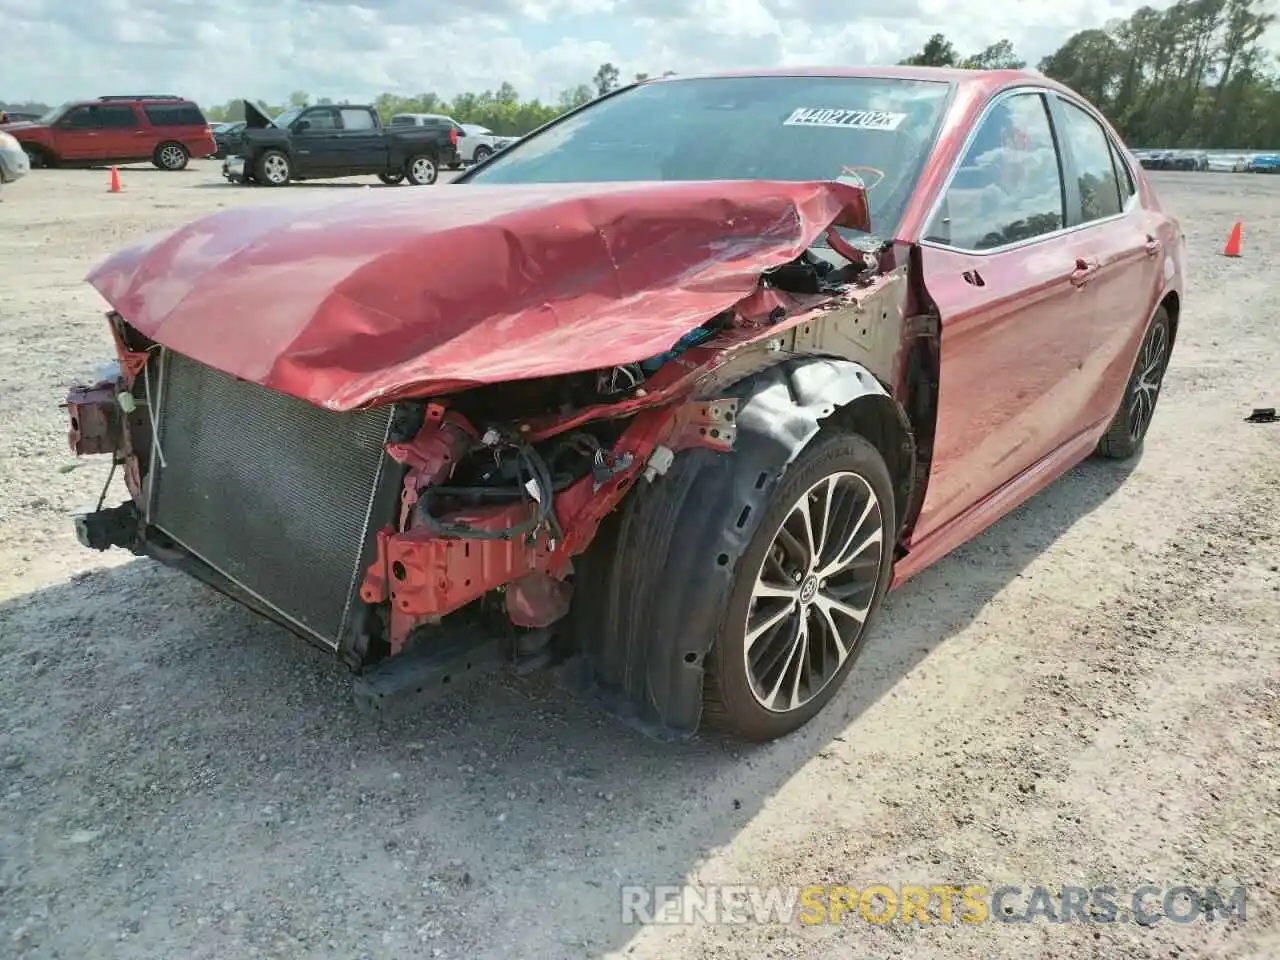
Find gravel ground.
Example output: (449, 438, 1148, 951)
(0, 162, 1277, 960)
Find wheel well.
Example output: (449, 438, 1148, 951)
(1159, 291, 1180, 346)
(20, 142, 53, 164)
(823, 394, 915, 540)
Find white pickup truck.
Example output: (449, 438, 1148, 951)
(389, 114, 518, 167)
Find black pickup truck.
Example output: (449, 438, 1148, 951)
(221, 101, 459, 186)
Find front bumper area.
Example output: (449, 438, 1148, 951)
(221, 155, 246, 182)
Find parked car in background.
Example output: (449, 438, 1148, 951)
(222, 101, 459, 185)
(0, 129, 30, 186)
(459, 123, 519, 164)
(1248, 153, 1280, 173)
(211, 120, 246, 159)
(0, 111, 42, 125)
(1137, 149, 1172, 170)
(5, 95, 215, 170)
(1205, 153, 1248, 172)
(389, 113, 468, 167)
(65, 66, 1183, 744)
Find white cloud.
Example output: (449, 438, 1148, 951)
(0, 0, 1263, 110)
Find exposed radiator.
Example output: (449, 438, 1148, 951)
(147, 349, 397, 649)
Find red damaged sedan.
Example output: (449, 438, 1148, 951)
(63, 67, 1183, 742)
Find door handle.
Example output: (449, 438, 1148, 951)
(1144, 235, 1160, 257)
(1070, 257, 1099, 287)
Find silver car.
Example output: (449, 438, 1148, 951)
(0, 130, 30, 186)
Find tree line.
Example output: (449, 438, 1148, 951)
(5, 2, 1278, 148)
(901, 0, 1278, 149)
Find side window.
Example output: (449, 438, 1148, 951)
(144, 104, 206, 126)
(390, 116, 416, 126)
(340, 108, 376, 131)
(97, 105, 140, 129)
(1055, 100, 1123, 223)
(61, 106, 97, 129)
(301, 108, 339, 131)
(925, 92, 1065, 251)
(1109, 140, 1136, 202)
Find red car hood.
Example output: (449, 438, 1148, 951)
(86, 179, 869, 411)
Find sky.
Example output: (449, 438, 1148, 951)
(0, 0, 1252, 109)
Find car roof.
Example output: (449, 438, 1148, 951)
(647, 65, 1078, 99)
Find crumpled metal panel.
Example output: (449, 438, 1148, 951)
(84, 179, 869, 411)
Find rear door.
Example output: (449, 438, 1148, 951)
(95, 103, 144, 159)
(1046, 95, 1166, 429)
(336, 107, 387, 170)
(50, 105, 100, 159)
(912, 88, 1093, 540)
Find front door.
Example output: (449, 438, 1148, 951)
(912, 89, 1092, 541)
(93, 103, 145, 161)
(291, 107, 343, 174)
(50, 105, 101, 160)
(335, 108, 387, 171)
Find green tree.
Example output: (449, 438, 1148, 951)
(900, 33, 959, 66)
(961, 39, 1026, 70)
(593, 62, 620, 96)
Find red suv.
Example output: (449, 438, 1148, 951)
(9, 95, 216, 170)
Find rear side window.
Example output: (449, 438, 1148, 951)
(1110, 140, 1136, 201)
(1055, 99, 1122, 223)
(97, 105, 140, 129)
(340, 108, 376, 131)
(143, 104, 207, 127)
(390, 115, 417, 126)
(924, 92, 1066, 251)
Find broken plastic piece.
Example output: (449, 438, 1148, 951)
(644, 445, 675, 482)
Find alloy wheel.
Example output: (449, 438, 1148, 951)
(744, 471, 885, 713)
(410, 157, 437, 184)
(263, 154, 289, 184)
(1128, 317, 1169, 443)
(159, 144, 187, 169)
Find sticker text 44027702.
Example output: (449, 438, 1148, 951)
(783, 107, 907, 131)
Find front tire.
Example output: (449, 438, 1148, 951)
(473, 145, 492, 163)
(378, 172, 405, 185)
(153, 141, 189, 171)
(22, 147, 46, 169)
(1096, 305, 1172, 460)
(405, 154, 439, 185)
(256, 149, 291, 186)
(702, 433, 895, 741)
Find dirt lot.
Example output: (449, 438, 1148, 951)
(0, 161, 1276, 960)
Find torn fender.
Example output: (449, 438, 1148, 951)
(84, 179, 869, 411)
(572, 357, 907, 740)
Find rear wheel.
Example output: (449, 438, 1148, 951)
(703, 433, 894, 741)
(377, 172, 405, 185)
(1096, 305, 1172, 460)
(153, 141, 189, 171)
(255, 149, 291, 186)
(405, 154, 438, 185)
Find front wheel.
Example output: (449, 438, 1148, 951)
(377, 172, 405, 185)
(255, 149, 291, 186)
(22, 147, 46, 169)
(472, 145, 492, 163)
(153, 141, 189, 171)
(703, 432, 895, 741)
(405, 154, 439, 185)
(1096, 305, 1172, 460)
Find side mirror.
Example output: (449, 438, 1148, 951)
(293, 119, 311, 132)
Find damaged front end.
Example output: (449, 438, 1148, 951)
(62, 179, 923, 733)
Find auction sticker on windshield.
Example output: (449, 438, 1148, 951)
(784, 108, 907, 131)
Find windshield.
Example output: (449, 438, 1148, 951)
(39, 102, 74, 124)
(466, 75, 953, 236)
(273, 108, 302, 128)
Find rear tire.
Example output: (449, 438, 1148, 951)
(702, 432, 895, 742)
(1096, 305, 1172, 460)
(153, 141, 189, 171)
(255, 149, 291, 186)
(405, 154, 439, 185)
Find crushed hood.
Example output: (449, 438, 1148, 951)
(86, 179, 870, 411)
(242, 100, 276, 129)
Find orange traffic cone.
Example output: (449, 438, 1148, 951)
(1223, 221, 1242, 257)
(108, 166, 121, 193)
